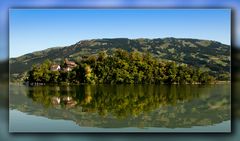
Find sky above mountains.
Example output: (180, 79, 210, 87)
(9, 9, 230, 58)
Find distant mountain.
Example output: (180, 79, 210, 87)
(10, 37, 230, 79)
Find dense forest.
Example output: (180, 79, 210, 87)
(26, 49, 215, 84)
(10, 38, 230, 82)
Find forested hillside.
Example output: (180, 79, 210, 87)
(10, 38, 230, 81)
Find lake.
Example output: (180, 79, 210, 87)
(9, 84, 231, 132)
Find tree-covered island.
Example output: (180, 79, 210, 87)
(25, 49, 216, 85)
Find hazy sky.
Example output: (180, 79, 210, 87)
(9, 9, 230, 58)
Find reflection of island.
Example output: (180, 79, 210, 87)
(51, 96, 78, 109)
(9, 84, 230, 128)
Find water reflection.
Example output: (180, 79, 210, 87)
(10, 84, 230, 128)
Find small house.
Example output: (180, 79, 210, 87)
(63, 58, 77, 71)
(50, 64, 61, 71)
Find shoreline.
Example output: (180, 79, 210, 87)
(9, 81, 231, 86)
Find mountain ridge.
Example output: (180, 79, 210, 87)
(10, 37, 230, 60)
(10, 37, 230, 80)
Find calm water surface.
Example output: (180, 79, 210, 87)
(9, 84, 231, 132)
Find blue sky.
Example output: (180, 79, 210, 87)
(10, 9, 230, 58)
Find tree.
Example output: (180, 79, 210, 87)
(26, 50, 216, 84)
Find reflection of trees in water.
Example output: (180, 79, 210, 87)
(26, 85, 202, 116)
(27, 85, 79, 109)
(10, 84, 230, 128)
(88, 85, 202, 118)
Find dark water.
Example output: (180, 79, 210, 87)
(9, 84, 231, 132)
